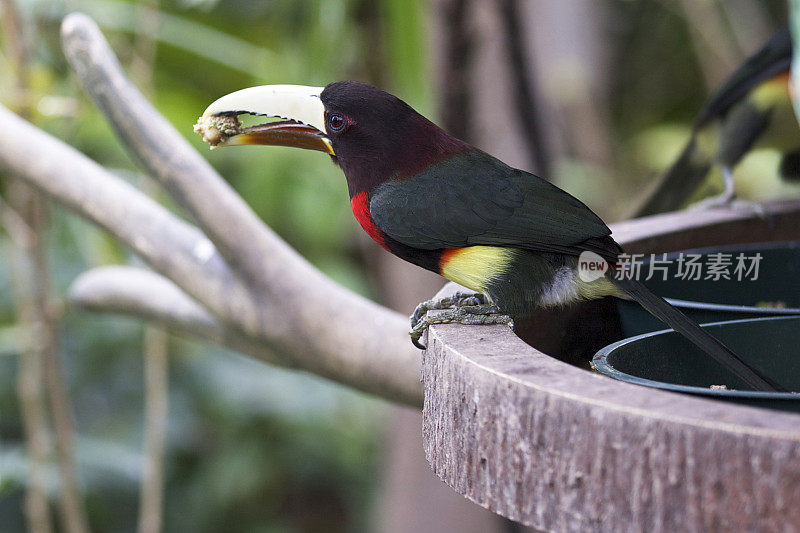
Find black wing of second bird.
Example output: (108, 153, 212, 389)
(634, 27, 793, 217)
(695, 27, 791, 128)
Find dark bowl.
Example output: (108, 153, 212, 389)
(617, 241, 800, 336)
(593, 316, 800, 412)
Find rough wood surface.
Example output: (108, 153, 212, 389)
(423, 201, 800, 531)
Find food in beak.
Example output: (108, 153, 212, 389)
(194, 114, 242, 148)
(194, 85, 333, 153)
(194, 113, 334, 154)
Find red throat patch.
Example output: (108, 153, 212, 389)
(350, 192, 389, 251)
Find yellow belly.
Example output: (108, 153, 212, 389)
(439, 246, 514, 294)
(750, 74, 799, 152)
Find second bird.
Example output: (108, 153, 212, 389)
(636, 26, 799, 216)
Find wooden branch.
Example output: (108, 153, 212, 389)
(1, 2, 54, 530)
(61, 12, 325, 303)
(0, 103, 258, 326)
(3, 2, 87, 530)
(0, 102, 308, 377)
(138, 326, 168, 533)
(8, 201, 54, 533)
(0, 13, 420, 405)
(35, 218, 88, 533)
(69, 267, 286, 367)
(59, 13, 421, 405)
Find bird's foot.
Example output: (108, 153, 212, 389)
(410, 291, 488, 327)
(689, 194, 765, 217)
(409, 300, 513, 349)
(688, 190, 737, 211)
(728, 199, 766, 218)
(687, 166, 765, 216)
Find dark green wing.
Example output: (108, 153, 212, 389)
(369, 150, 613, 256)
(695, 27, 791, 128)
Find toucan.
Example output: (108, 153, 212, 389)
(636, 26, 799, 216)
(195, 81, 783, 392)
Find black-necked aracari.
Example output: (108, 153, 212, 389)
(196, 81, 783, 392)
(636, 26, 798, 216)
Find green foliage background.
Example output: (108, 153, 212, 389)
(0, 0, 792, 531)
(0, 1, 431, 531)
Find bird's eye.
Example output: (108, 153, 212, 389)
(327, 113, 346, 133)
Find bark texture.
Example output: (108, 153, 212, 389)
(423, 202, 800, 531)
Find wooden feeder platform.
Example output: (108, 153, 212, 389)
(422, 200, 800, 531)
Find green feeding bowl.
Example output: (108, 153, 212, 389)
(593, 316, 800, 412)
(617, 241, 800, 336)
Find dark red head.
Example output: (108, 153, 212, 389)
(320, 81, 469, 195)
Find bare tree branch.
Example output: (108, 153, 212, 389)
(138, 326, 168, 533)
(0, 102, 295, 367)
(69, 267, 286, 366)
(0, 13, 421, 405)
(61, 13, 319, 305)
(59, 13, 421, 405)
(38, 265, 88, 533)
(14, 184, 87, 533)
(2, 2, 53, 530)
(0, 102, 258, 324)
(8, 196, 54, 533)
(3, 2, 87, 531)
(0, 193, 35, 248)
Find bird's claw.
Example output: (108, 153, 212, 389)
(410, 291, 488, 327)
(688, 190, 737, 211)
(409, 301, 513, 349)
(689, 195, 766, 218)
(687, 166, 766, 218)
(729, 199, 766, 218)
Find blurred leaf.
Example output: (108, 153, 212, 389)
(382, 0, 430, 110)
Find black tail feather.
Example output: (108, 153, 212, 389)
(610, 275, 785, 392)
